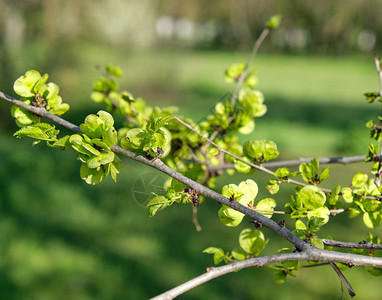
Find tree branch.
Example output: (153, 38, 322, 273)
(0, 91, 81, 133)
(323, 239, 382, 250)
(150, 247, 382, 300)
(3, 91, 382, 300)
(150, 252, 311, 300)
(329, 261, 355, 297)
(206, 155, 369, 173)
(263, 155, 368, 168)
(0, 91, 308, 251)
(372, 55, 382, 187)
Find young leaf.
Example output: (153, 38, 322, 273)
(231, 248, 248, 261)
(352, 172, 368, 188)
(146, 196, 169, 217)
(203, 247, 227, 265)
(266, 179, 280, 194)
(266, 15, 282, 29)
(275, 167, 290, 178)
(13, 70, 42, 97)
(341, 187, 354, 203)
(297, 186, 326, 210)
(239, 229, 268, 256)
(256, 198, 276, 218)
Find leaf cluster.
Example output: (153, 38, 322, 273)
(70, 111, 121, 185)
(203, 228, 268, 264)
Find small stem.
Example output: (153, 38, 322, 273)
(322, 239, 382, 250)
(251, 208, 345, 216)
(374, 55, 382, 97)
(173, 115, 275, 177)
(192, 206, 202, 232)
(329, 261, 356, 297)
(173, 115, 333, 194)
(373, 55, 382, 187)
(230, 28, 270, 107)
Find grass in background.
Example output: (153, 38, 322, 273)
(0, 46, 381, 299)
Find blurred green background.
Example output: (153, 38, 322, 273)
(0, 1, 382, 299)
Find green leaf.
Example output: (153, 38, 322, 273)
(13, 70, 42, 97)
(33, 73, 49, 93)
(307, 207, 330, 225)
(203, 247, 227, 265)
(256, 198, 276, 218)
(363, 212, 381, 229)
(352, 172, 368, 188)
(341, 187, 354, 203)
(238, 119, 255, 134)
(275, 167, 290, 178)
(295, 219, 307, 231)
(109, 156, 121, 182)
(49, 103, 70, 116)
(310, 234, 324, 249)
(98, 110, 115, 128)
(11, 105, 39, 127)
(90, 91, 106, 103)
(121, 128, 146, 152)
(225, 63, 245, 82)
(80, 114, 104, 138)
(231, 248, 248, 261)
(218, 206, 244, 227)
(238, 89, 266, 117)
(239, 179, 259, 203)
(307, 217, 327, 232)
(80, 164, 105, 185)
(266, 15, 282, 29)
(14, 123, 54, 141)
(86, 151, 115, 169)
(41, 82, 59, 105)
(51, 135, 70, 149)
(146, 196, 169, 217)
(102, 128, 117, 147)
(297, 186, 326, 210)
(328, 185, 341, 206)
(234, 158, 253, 173)
(239, 229, 268, 256)
(319, 167, 330, 181)
(266, 179, 280, 194)
(105, 64, 123, 77)
(274, 271, 287, 284)
(243, 139, 278, 162)
(364, 92, 380, 103)
(244, 72, 258, 89)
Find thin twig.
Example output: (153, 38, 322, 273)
(251, 208, 345, 216)
(150, 252, 311, 300)
(0, 91, 81, 133)
(374, 55, 382, 97)
(262, 155, 369, 168)
(173, 116, 275, 177)
(329, 261, 356, 297)
(323, 239, 382, 250)
(205, 155, 370, 172)
(206, 27, 270, 147)
(230, 28, 270, 107)
(173, 115, 332, 193)
(373, 55, 382, 187)
(192, 206, 202, 232)
(150, 248, 382, 300)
